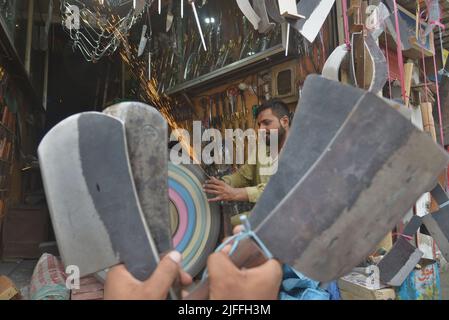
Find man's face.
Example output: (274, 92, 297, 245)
(256, 108, 287, 145)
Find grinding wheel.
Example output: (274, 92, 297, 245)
(168, 163, 221, 277)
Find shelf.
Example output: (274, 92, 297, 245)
(165, 45, 292, 96)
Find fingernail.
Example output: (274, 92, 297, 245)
(168, 251, 182, 265)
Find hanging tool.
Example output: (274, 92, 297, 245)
(181, 0, 184, 18)
(201, 97, 209, 129)
(166, 0, 175, 32)
(236, 0, 262, 31)
(239, 86, 248, 130)
(189, 0, 207, 51)
(138, 25, 148, 57)
(291, 0, 334, 43)
(217, 93, 226, 135)
(253, 0, 275, 34)
(279, 0, 305, 19)
(265, 0, 285, 24)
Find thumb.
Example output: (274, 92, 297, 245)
(144, 251, 182, 295)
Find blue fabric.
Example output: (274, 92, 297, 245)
(279, 264, 340, 300)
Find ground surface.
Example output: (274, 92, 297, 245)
(0, 259, 37, 299)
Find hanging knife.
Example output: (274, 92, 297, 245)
(138, 25, 148, 57)
(291, 0, 335, 44)
(265, 0, 285, 24)
(166, 0, 175, 32)
(189, 0, 207, 51)
(236, 0, 261, 31)
(253, 0, 275, 34)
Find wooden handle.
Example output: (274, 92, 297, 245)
(184, 238, 269, 300)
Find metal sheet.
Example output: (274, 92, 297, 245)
(365, 32, 388, 93)
(291, 0, 335, 43)
(322, 44, 349, 81)
(38, 112, 160, 281)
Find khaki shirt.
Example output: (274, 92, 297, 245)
(222, 149, 278, 203)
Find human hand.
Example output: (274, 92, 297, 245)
(207, 245, 282, 300)
(104, 251, 193, 300)
(203, 177, 247, 202)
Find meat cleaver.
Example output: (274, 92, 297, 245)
(186, 75, 449, 299)
(38, 112, 160, 282)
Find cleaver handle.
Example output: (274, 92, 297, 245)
(184, 238, 269, 300)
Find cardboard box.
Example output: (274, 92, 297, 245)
(0, 276, 19, 300)
(338, 272, 396, 300)
(339, 288, 396, 300)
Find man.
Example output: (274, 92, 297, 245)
(203, 99, 291, 224)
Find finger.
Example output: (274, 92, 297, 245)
(204, 182, 223, 189)
(180, 270, 193, 286)
(206, 178, 225, 186)
(145, 251, 182, 294)
(246, 259, 283, 281)
(208, 251, 239, 278)
(106, 264, 140, 284)
(221, 244, 232, 255)
(204, 189, 221, 195)
(233, 225, 245, 235)
(203, 185, 222, 192)
(181, 290, 190, 299)
(208, 197, 223, 202)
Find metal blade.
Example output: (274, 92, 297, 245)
(278, 0, 305, 19)
(322, 44, 349, 81)
(250, 75, 365, 229)
(378, 237, 423, 286)
(138, 25, 148, 57)
(190, 0, 207, 51)
(103, 103, 172, 255)
(236, 0, 261, 31)
(291, 0, 335, 43)
(166, 0, 174, 32)
(38, 112, 160, 281)
(422, 207, 449, 262)
(264, 0, 285, 24)
(383, 0, 412, 51)
(253, 0, 275, 34)
(253, 75, 449, 282)
(365, 32, 388, 93)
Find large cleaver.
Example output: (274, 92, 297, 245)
(186, 75, 449, 299)
(103, 102, 172, 256)
(38, 112, 160, 282)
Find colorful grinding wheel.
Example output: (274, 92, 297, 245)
(168, 163, 221, 277)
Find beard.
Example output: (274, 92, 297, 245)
(265, 126, 286, 147)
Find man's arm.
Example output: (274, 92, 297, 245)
(204, 163, 258, 202)
(244, 182, 266, 203)
(204, 177, 250, 202)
